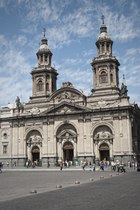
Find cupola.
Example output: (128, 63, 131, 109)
(36, 29, 52, 66)
(96, 15, 113, 56)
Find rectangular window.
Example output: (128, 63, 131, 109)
(3, 145, 7, 154)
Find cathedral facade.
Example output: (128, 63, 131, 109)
(0, 21, 140, 166)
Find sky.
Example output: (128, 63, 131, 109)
(0, 0, 140, 107)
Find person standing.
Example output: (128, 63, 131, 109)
(26, 160, 29, 168)
(47, 160, 50, 168)
(100, 161, 104, 171)
(92, 162, 96, 171)
(60, 162, 63, 171)
(0, 162, 3, 173)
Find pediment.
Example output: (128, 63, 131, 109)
(41, 101, 91, 115)
(50, 85, 86, 104)
(57, 129, 77, 139)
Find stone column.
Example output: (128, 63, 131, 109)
(94, 141, 99, 160)
(110, 141, 113, 160)
(27, 146, 31, 160)
(57, 140, 62, 160)
(74, 139, 77, 158)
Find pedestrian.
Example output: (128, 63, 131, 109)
(13, 161, 16, 167)
(47, 160, 50, 168)
(82, 161, 87, 170)
(111, 161, 116, 171)
(92, 162, 96, 171)
(0, 162, 3, 173)
(26, 160, 29, 168)
(60, 162, 63, 170)
(118, 163, 126, 173)
(100, 161, 104, 171)
(65, 160, 69, 168)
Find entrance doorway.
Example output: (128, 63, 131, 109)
(32, 146, 40, 163)
(99, 143, 110, 161)
(63, 142, 74, 162)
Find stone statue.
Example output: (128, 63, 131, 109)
(16, 96, 20, 107)
(95, 131, 112, 139)
(120, 82, 127, 97)
(15, 96, 24, 113)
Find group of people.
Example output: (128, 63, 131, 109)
(59, 160, 72, 170)
(80, 159, 127, 173)
(0, 159, 137, 172)
(25, 159, 37, 168)
(111, 161, 126, 173)
(81, 160, 96, 171)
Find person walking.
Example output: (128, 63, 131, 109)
(0, 162, 3, 173)
(47, 160, 50, 168)
(60, 162, 63, 171)
(6, 161, 9, 167)
(92, 162, 96, 171)
(100, 161, 104, 171)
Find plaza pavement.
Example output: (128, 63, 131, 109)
(0, 165, 135, 202)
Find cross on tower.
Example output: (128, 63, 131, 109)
(43, 28, 46, 37)
(101, 15, 105, 24)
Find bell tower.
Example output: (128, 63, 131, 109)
(91, 16, 120, 99)
(30, 30, 58, 101)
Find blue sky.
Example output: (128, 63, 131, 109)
(0, 0, 140, 106)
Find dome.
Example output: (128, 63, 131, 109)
(38, 44, 50, 53)
(96, 23, 112, 44)
(98, 32, 110, 39)
(37, 36, 52, 55)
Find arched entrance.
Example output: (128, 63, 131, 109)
(99, 143, 110, 161)
(93, 125, 113, 161)
(63, 142, 74, 162)
(56, 123, 77, 162)
(32, 146, 40, 163)
(26, 129, 42, 162)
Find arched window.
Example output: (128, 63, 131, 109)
(110, 73, 113, 83)
(39, 55, 43, 63)
(37, 80, 43, 91)
(3, 145, 7, 154)
(46, 83, 49, 91)
(99, 70, 108, 83)
(3, 133, 7, 139)
(102, 44, 104, 54)
(45, 55, 47, 61)
(107, 44, 109, 53)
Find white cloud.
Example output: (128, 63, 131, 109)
(0, 0, 140, 107)
(25, 0, 70, 24)
(0, 0, 10, 8)
(126, 48, 140, 56)
(0, 49, 31, 75)
(94, 2, 140, 41)
(15, 35, 28, 46)
(129, 93, 140, 105)
(0, 74, 31, 103)
(0, 35, 32, 106)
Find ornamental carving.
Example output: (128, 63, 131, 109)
(56, 124, 77, 144)
(26, 130, 42, 147)
(1, 129, 9, 140)
(62, 82, 74, 88)
(57, 132, 77, 144)
(56, 91, 77, 102)
(94, 131, 113, 139)
(93, 125, 113, 144)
